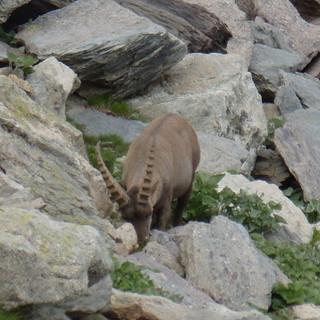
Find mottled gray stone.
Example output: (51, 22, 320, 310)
(278, 71, 320, 110)
(275, 84, 303, 114)
(0, 206, 112, 309)
(125, 252, 214, 307)
(129, 52, 267, 149)
(169, 216, 282, 311)
(249, 44, 308, 95)
(275, 109, 320, 201)
(237, 0, 320, 59)
(250, 18, 292, 52)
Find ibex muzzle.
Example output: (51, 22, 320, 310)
(96, 113, 200, 242)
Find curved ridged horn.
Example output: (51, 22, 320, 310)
(95, 141, 129, 209)
(138, 140, 156, 206)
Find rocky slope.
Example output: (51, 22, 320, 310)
(0, 0, 320, 319)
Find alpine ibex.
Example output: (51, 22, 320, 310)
(96, 113, 200, 241)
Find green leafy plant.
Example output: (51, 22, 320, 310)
(266, 118, 285, 145)
(110, 255, 182, 302)
(283, 187, 320, 223)
(184, 172, 284, 234)
(6, 51, 38, 75)
(253, 230, 320, 311)
(86, 93, 143, 120)
(0, 27, 16, 45)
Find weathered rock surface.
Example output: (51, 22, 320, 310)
(250, 18, 293, 52)
(169, 216, 284, 311)
(277, 71, 320, 111)
(217, 173, 313, 244)
(249, 44, 308, 96)
(0, 0, 30, 23)
(283, 303, 320, 320)
(129, 52, 268, 149)
(275, 109, 320, 201)
(197, 131, 254, 175)
(185, 0, 254, 65)
(126, 251, 214, 306)
(289, 0, 320, 22)
(114, 0, 231, 53)
(239, 0, 320, 59)
(0, 205, 112, 309)
(0, 75, 114, 236)
(16, 0, 187, 98)
(105, 288, 272, 320)
(27, 56, 80, 119)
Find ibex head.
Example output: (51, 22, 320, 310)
(96, 141, 156, 241)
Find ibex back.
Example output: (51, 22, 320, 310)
(96, 113, 200, 242)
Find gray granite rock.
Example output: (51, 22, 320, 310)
(275, 109, 320, 201)
(249, 44, 308, 95)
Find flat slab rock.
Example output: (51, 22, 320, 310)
(275, 108, 320, 201)
(16, 0, 187, 98)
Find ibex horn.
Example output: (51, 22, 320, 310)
(138, 140, 155, 206)
(95, 141, 129, 209)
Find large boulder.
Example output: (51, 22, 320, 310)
(0, 204, 112, 309)
(276, 71, 320, 112)
(249, 44, 307, 96)
(275, 109, 320, 201)
(0, 75, 113, 234)
(129, 53, 268, 149)
(16, 0, 187, 98)
(114, 0, 231, 53)
(169, 216, 287, 311)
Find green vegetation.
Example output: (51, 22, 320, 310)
(6, 52, 38, 76)
(283, 187, 320, 223)
(86, 93, 144, 120)
(111, 254, 182, 302)
(254, 230, 320, 312)
(84, 134, 129, 181)
(266, 118, 285, 144)
(0, 309, 23, 320)
(0, 27, 16, 45)
(184, 172, 284, 235)
(184, 171, 320, 319)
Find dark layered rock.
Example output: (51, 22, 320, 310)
(16, 0, 187, 98)
(114, 0, 231, 53)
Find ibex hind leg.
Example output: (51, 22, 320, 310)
(172, 184, 193, 227)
